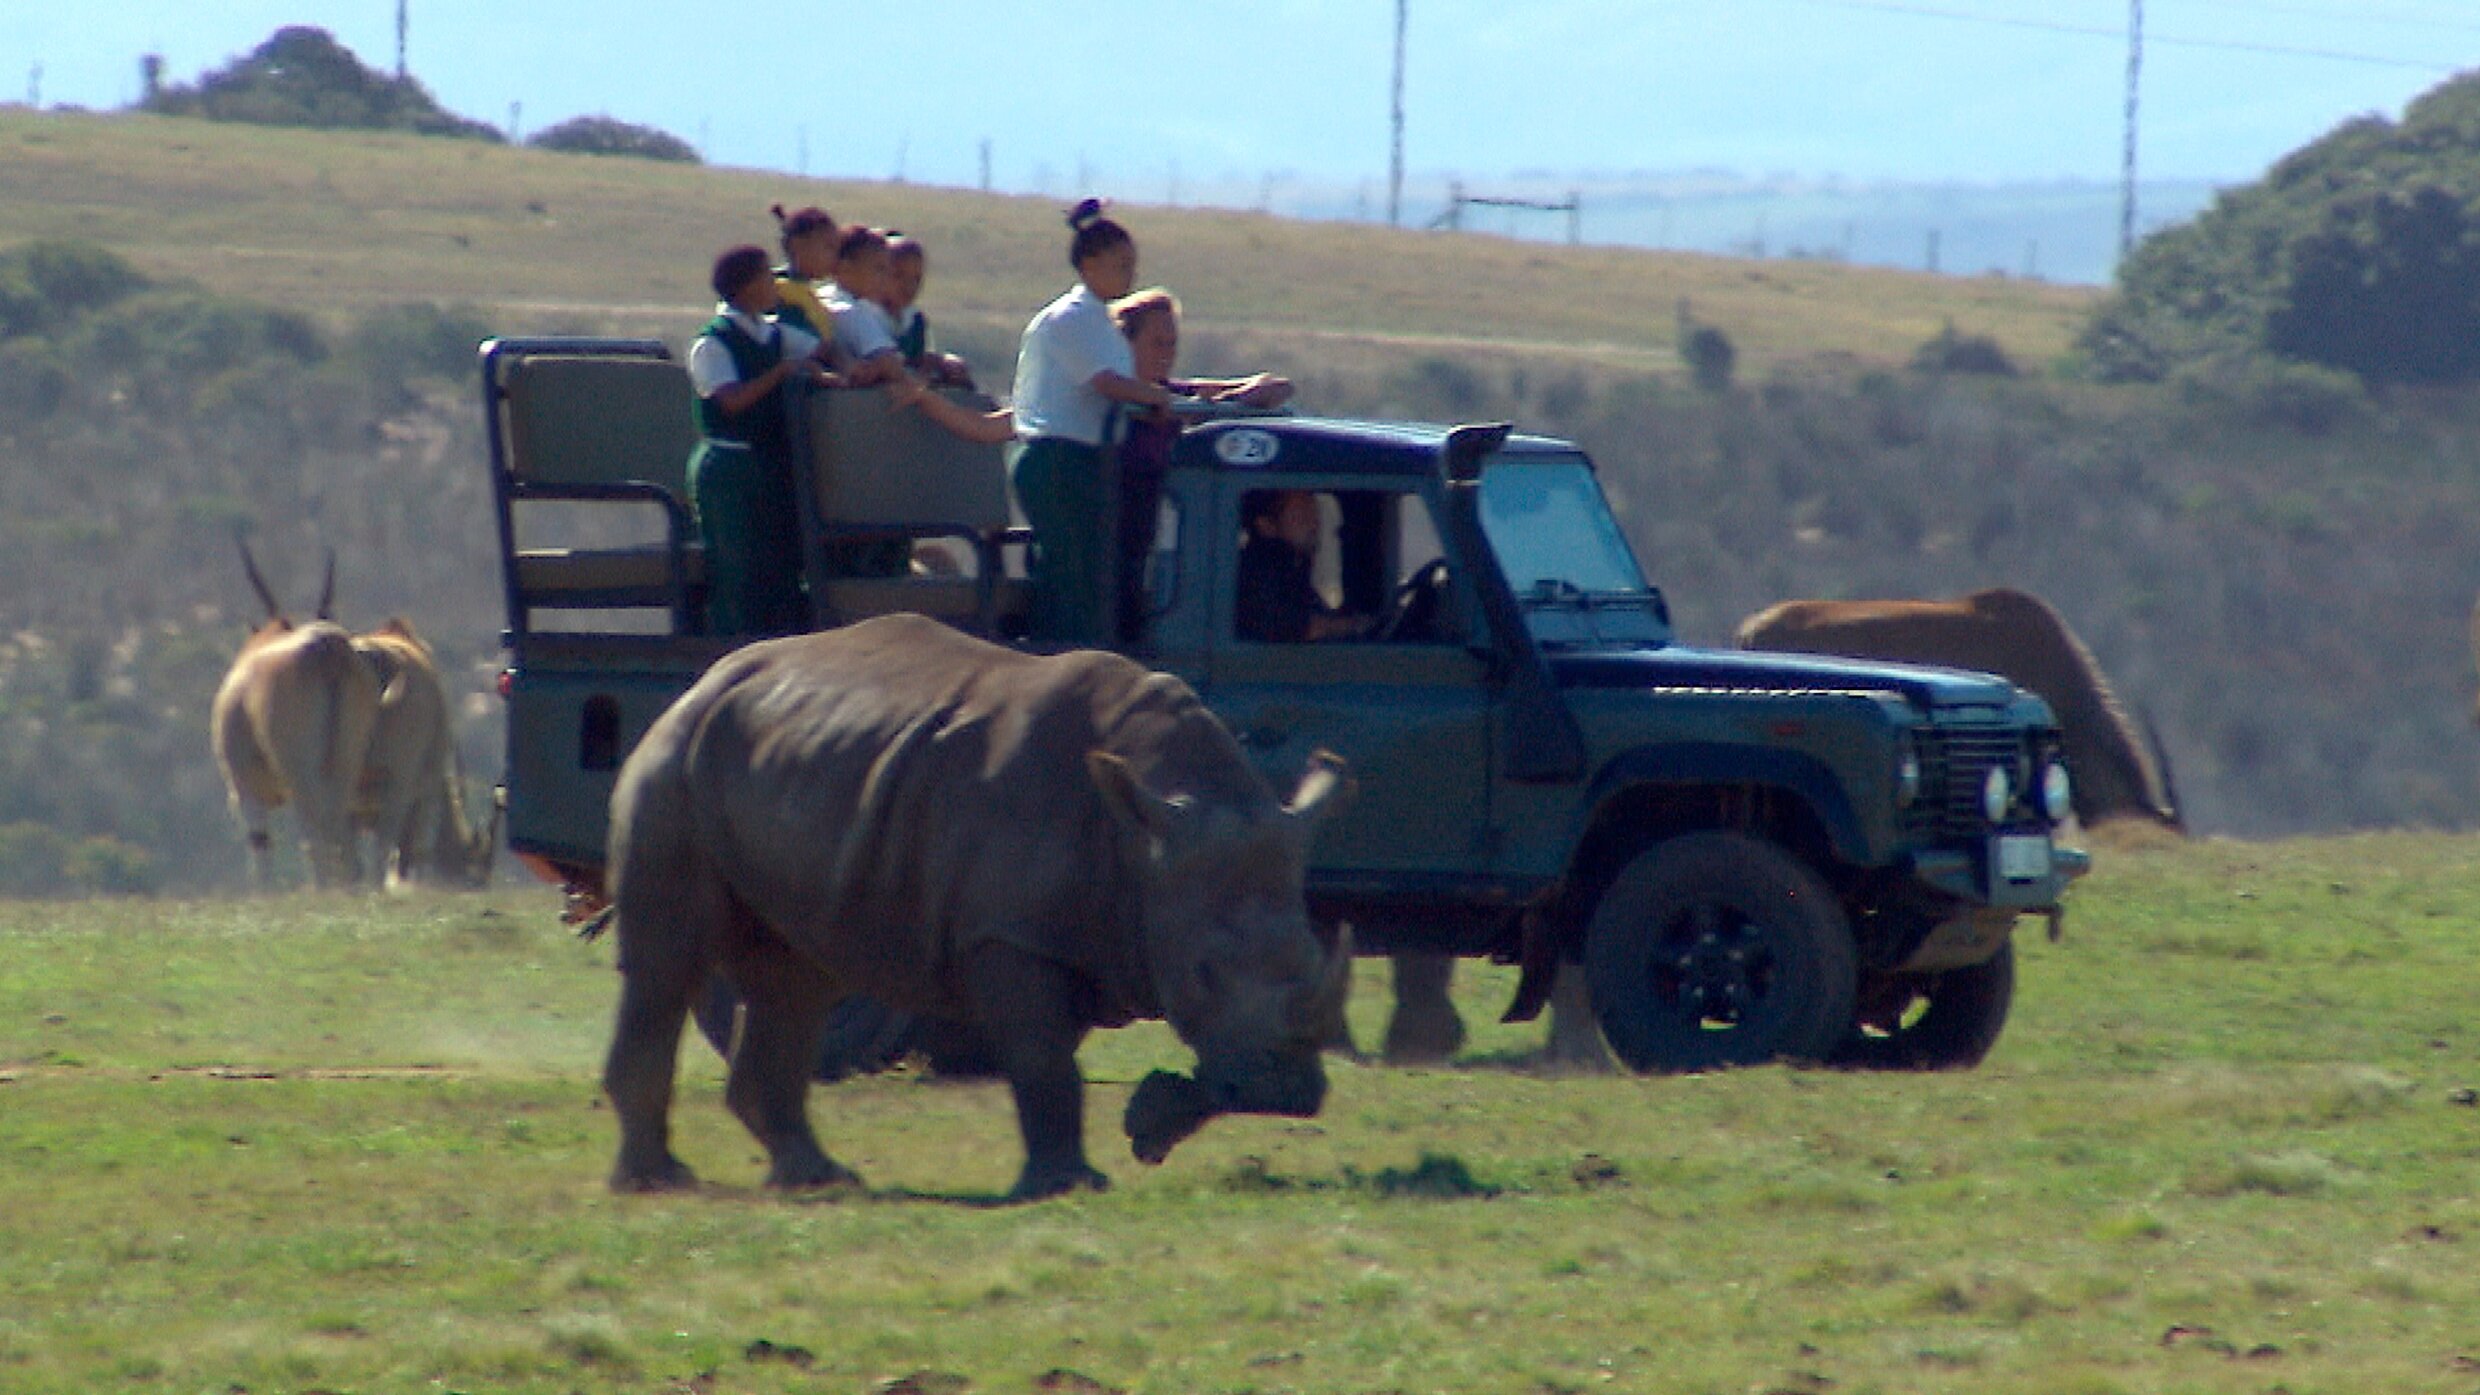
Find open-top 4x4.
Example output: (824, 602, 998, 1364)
(483, 336, 2086, 1073)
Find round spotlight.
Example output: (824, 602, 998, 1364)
(1981, 764, 2014, 824)
(2041, 761, 2074, 823)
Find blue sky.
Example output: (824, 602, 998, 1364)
(5, 1, 2470, 193)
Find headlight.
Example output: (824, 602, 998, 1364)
(1980, 764, 2014, 823)
(2041, 761, 2074, 823)
(1894, 736, 1922, 808)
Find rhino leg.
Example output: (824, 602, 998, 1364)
(602, 842, 723, 1193)
(1382, 953, 1467, 1065)
(604, 963, 700, 1192)
(962, 943, 1107, 1202)
(721, 922, 858, 1190)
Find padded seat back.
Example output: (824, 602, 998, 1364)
(505, 356, 700, 493)
(805, 385, 1011, 530)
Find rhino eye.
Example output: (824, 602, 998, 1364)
(1194, 960, 1223, 999)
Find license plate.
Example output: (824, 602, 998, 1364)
(1996, 834, 2053, 882)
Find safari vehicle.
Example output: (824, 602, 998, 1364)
(482, 336, 2087, 1074)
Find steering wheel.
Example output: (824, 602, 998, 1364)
(1375, 557, 1452, 643)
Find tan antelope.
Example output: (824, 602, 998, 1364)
(351, 618, 501, 888)
(1736, 587, 2182, 830)
(210, 545, 381, 888)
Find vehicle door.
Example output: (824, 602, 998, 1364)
(1201, 481, 1498, 879)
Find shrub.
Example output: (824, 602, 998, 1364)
(2083, 69, 2480, 387)
(2170, 355, 2367, 436)
(1682, 324, 1737, 393)
(1913, 322, 2018, 377)
(142, 26, 502, 142)
(65, 836, 155, 896)
(526, 116, 700, 164)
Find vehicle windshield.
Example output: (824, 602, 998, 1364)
(1478, 456, 1650, 596)
(1476, 454, 1668, 646)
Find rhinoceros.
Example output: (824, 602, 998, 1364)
(599, 612, 1352, 1201)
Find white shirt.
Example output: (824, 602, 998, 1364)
(686, 304, 820, 398)
(1011, 283, 1133, 446)
(824, 287, 902, 363)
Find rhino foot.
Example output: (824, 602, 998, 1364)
(1125, 1070, 1217, 1165)
(1007, 1161, 1110, 1203)
(610, 1154, 699, 1194)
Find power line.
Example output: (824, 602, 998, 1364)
(1771, 0, 2463, 71)
(2177, 0, 2480, 38)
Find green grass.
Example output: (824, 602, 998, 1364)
(6, 834, 2480, 1392)
(0, 109, 2097, 376)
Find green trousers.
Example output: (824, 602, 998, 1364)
(689, 440, 807, 637)
(1012, 436, 1115, 644)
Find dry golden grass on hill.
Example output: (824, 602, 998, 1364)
(0, 109, 2097, 373)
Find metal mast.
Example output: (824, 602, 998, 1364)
(2119, 0, 2143, 262)
(1388, 0, 1407, 226)
(396, 0, 409, 79)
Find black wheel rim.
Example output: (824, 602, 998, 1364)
(1645, 899, 1782, 1032)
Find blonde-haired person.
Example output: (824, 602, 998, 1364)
(1110, 286, 1291, 643)
(1008, 199, 1177, 643)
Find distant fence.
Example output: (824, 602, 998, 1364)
(1429, 181, 1581, 245)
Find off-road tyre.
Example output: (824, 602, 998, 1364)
(690, 979, 925, 1081)
(1583, 831, 1857, 1073)
(1837, 941, 2015, 1071)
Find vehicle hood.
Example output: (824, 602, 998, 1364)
(1548, 644, 2021, 710)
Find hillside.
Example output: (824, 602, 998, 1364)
(1, 108, 2477, 893)
(0, 110, 2094, 375)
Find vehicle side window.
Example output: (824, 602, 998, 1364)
(1232, 489, 1462, 645)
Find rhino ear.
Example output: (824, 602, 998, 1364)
(1286, 749, 1354, 828)
(1089, 751, 1180, 842)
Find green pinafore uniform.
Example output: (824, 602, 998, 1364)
(689, 315, 808, 637)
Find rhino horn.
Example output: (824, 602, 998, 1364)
(1286, 749, 1354, 829)
(1298, 921, 1355, 1042)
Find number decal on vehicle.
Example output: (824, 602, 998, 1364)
(1214, 429, 1282, 467)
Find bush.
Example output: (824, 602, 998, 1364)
(143, 26, 502, 142)
(2083, 69, 2480, 387)
(1912, 322, 2018, 377)
(1682, 324, 1737, 393)
(2170, 355, 2367, 436)
(64, 836, 155, 896)
(526, 116, 700, 164)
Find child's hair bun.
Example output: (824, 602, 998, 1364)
(1067, 196, 1109, 231)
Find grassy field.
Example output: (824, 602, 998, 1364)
(0, 109, 2096, 376)
(5, 833, 2480, 1393)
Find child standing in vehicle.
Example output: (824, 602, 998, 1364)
(687, 244, 830, 636)
(1010, 200, 1175, 643)
(823, 226, 910, 389)
(885, 233, 973, 386)
(770, 204, 840, 341)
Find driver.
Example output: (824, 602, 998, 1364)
(1235, 490, 1374, 642)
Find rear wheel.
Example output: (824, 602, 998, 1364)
(692, 978, 989, 1081)
(1584, 832, 1856, 1072)
(1838, 941, 2015, 1070)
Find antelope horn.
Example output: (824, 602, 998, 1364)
(236, 532, 283, 621)
(316, 549, 338, 620)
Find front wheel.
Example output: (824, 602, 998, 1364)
(1837, 941, 2015, 1071)
(1584, 832, 1856, 1072)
